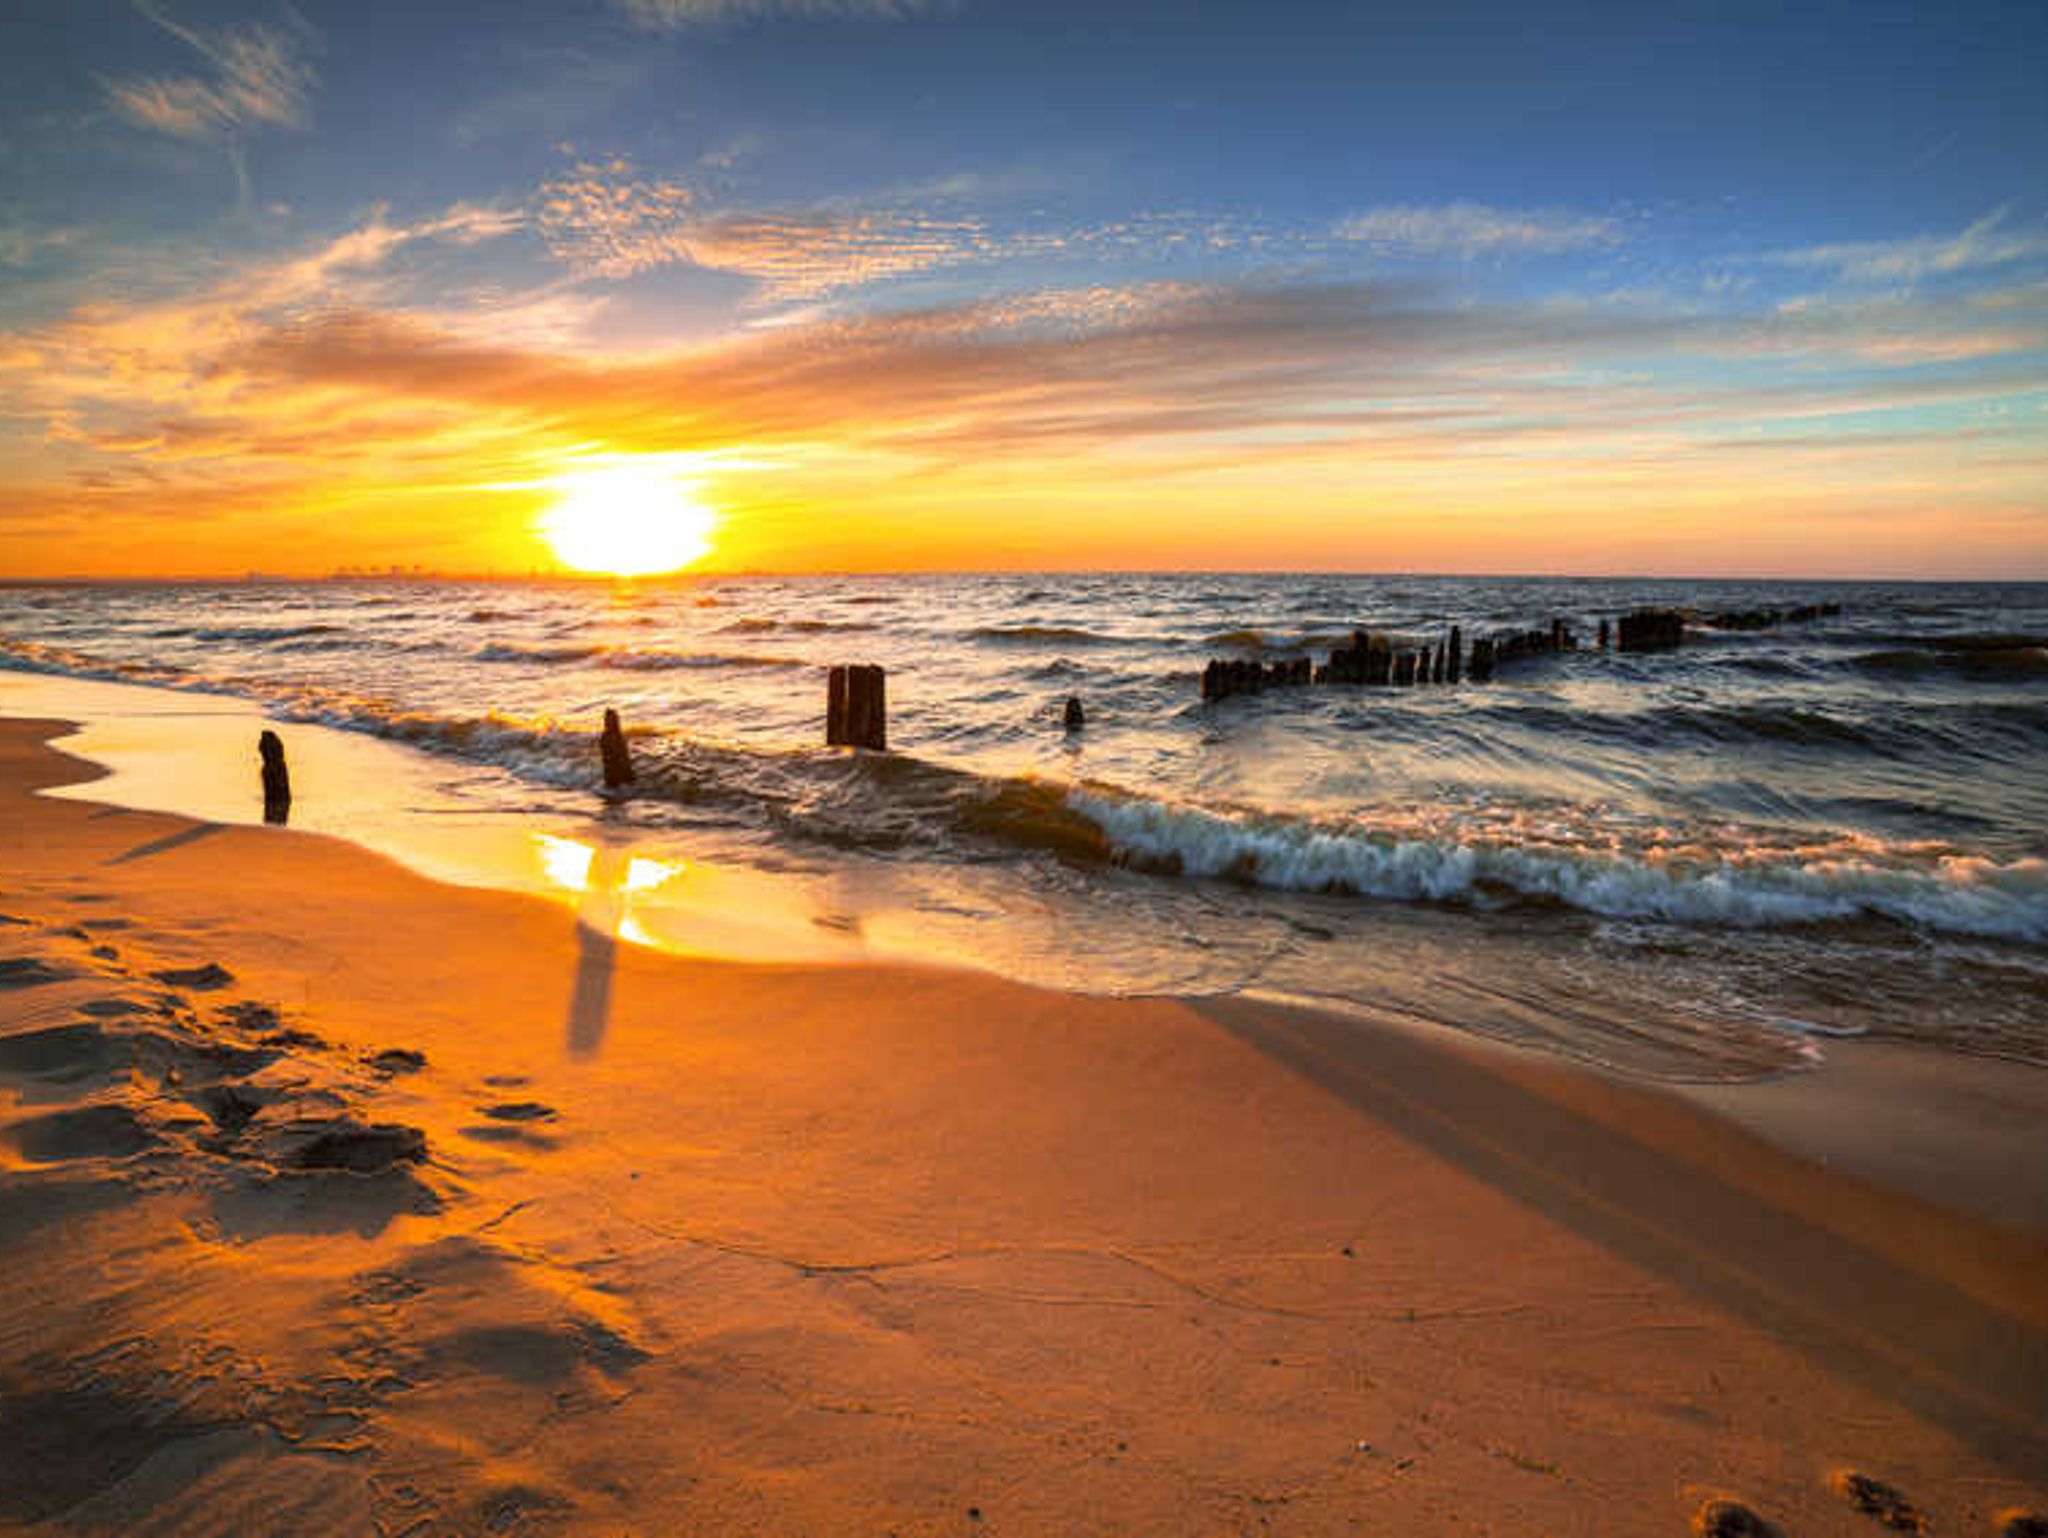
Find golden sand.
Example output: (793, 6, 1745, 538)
(2, 717, 2045, 1535)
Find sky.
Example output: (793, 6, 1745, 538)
(2, 0, 2045, 579)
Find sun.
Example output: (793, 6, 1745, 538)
(538, 464, 717, 576)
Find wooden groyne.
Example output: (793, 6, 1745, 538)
(1202, 619, 1575, 701)
(1198, 602, 1842, 700)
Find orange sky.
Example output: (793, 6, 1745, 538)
(5, 222, 2044, 581)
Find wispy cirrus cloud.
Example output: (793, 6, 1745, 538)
(100, 3, 315, 141)
(533, 157, 983, 298)
(1334, 201, 1621, 257)
(1774, 208, 2048, 286)
(98, 2, 317, 210)
(616, 0, 936, 28)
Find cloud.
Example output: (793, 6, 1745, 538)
(7, 213, 2045, 575)
(0, 224, 86, 269)
(534, 160, 697, 278)
(533, 158, 983, 298)
(616, 0, 936, 28)
(100, 3, 316, 142)
(1334, 202, 1621, 257)
(678, 210, 985, 300)
(0, 204, 524, 468)
(1775, 208, 2048, 286)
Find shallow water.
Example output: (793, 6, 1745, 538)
(4, 574, 2044, 1080)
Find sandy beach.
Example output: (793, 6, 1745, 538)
(3, 712, 2047, 1536)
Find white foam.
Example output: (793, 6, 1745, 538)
(1067, 788, 2048, 941)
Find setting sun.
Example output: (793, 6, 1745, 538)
(537, 464, 717, 576)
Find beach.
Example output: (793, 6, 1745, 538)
(4, 712, 2046, 1536)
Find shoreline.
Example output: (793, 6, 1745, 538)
(4, 713, 2047, 1531)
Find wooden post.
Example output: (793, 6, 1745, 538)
(1063, 696, 1085, 731)
(1448, 625, 1463, 684)
(258, 730, 291, 825)
(1598, 618, 1610, 650)
(829, 664, 888, 750)
(1617, 609, 1683, 653)
(599, 708, 635, 788)
(827, 666, 850, 741)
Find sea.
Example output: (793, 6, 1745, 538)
(3, 573, 2045, 1081)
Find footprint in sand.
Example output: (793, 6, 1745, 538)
(480, 1102, 557, 1123)
(6, 1103, 161, 1164)
(365, 1048, 427, 1076)
(460, 1101, 561, 1149)
(77, 997, 149, 1018)
(1692, 1499, 1786, 1538)
(0, 957, 73, 988)
(149, 962, 234, 991)
(0, 1022, 123, 1087)
(1831, 1471, 1924, 1533)
(282, 1118, 430, 1175)
(189, 1082, 271, 1138)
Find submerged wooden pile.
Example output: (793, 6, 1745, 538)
(1615, 608, 1685, 652)
(1700, 601, 1842, 631)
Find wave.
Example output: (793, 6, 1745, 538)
(600, 648, 805, 672)
(718, 616, 874, 635)
(1064, 789, 2048, 942)
(1848, 645, 2048, 680)
(470, 640, 806, 671)
(472, 642, 606, 664)
(157, 623, 344, 644)
(966, 624, 1121, 645)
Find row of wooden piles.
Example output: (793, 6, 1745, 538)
(1200, 608, 1698, 702)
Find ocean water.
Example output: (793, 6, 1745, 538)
(4, 573, 2045, 1080)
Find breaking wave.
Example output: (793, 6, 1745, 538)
(1064, 788, 2048, 942)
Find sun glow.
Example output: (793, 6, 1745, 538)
(538, 464, 717, 576)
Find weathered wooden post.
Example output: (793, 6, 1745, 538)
(599, 708, 635, 788)
(1447, 625, 1463, 684)
(1063, 696, 1085, 731)
(258, 730, 291, 825)
(828, 665, 888, 750)
(1598, 618, 1610, 650)
(1551, 618, 1569, 652)
(1617, 609, 1684, 653)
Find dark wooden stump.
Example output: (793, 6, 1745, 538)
(599, 708, 636, 788)
(258, 730, 291, 826)
(1447, 625, 1463, 684)
(1617, 608, 1684, 652)
(827, 664, 888, 750)
(1063, 696, 1085, 731)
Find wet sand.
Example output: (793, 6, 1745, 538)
(3, 714, 2046, 1535)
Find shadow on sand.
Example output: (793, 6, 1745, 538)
(564, 845, 630, 1058)
(1198, 994, 2048, 1487)
(105, 822, 226, 865)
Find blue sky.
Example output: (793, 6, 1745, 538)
(2, 0, 2045, 575)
